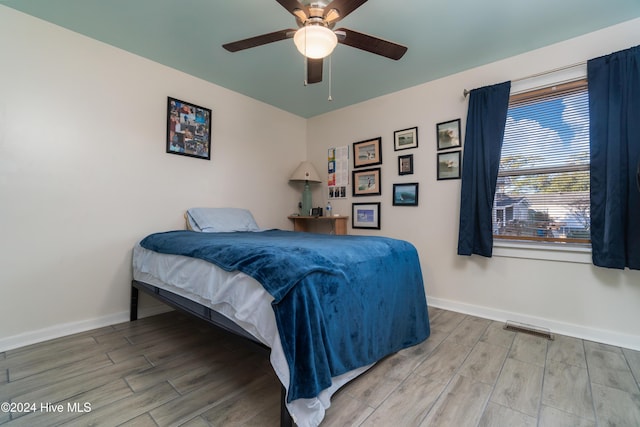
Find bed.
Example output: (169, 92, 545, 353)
(131, 208, 430, 427)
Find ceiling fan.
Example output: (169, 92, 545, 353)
(222, 0, 408, 84)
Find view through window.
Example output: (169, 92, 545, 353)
(493, 79, 590, 244)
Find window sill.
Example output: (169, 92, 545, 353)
(493, 239, 592, 264)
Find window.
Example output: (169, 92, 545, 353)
(493, 79, 590, 244)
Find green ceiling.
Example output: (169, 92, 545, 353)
(2, 0, 639, 117)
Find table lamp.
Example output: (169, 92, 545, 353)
(290, 161, 322, 216)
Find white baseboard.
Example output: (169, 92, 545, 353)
(0, 305, 173, 353)
(428, 297, 640, 352)
(3, 299, 638, 353)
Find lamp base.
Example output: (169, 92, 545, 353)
(301, 181, 312, 216)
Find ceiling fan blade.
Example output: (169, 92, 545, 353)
(323, 0, 368, 23)
(275, 0, 309, 20)
(336, 28, 407, 60)
(222, 29, 296, 52)
(307, 58, 323, 84)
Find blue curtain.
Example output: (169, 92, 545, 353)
(457, 81, 511, 257)
(588, 45, 640, 270)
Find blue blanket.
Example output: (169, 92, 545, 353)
(139, 230, 430, 401)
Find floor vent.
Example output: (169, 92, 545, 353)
(504, 320, 554, 340)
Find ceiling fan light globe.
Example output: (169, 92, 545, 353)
(293, 26, 337, 59)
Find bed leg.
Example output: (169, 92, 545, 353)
(130, 285, 139, 321)
(280, 385, 293, 427)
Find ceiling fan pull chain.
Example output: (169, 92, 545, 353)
(304, 54, 308, 86)
(328, 54, 333, 101)
(303, 29, 308, 86)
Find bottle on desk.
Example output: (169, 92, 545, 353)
(326, 201, 332, 217)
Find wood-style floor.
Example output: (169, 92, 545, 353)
(1, 307, 639, 426)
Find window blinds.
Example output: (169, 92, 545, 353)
(493, 79, 590, 243)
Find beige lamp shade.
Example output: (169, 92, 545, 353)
(289, 161, 322, 183)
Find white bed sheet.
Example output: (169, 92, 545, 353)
(133, 244, 370, 427)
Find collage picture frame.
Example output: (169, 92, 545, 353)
(166, 97, 212, 160)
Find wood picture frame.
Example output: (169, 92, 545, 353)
(167, 97, 212, 160)
(394, 127, 418, 151)
(353, 137, 382, 168)
(436, 119, 461, 151)
(398, 154, 413, 175)
(393, 183, 419, 206)
(352, 167, 381, 196)
(352, 202, 381, 229)
(437, 150, 461, 180)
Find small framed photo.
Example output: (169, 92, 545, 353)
(398, 154, 413, 175)
(393, 183, 419, 206)
(167, 97, 212, 160)
(328, 186, 347, 199)
(352, 202, 381, 229)
(394, 127, 418, 151)
(437, 119, 461, 151)
(352, 168, 381, 196)
(437, 151, 461, 180)
(353, 137, 382, 168)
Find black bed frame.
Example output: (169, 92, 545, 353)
(130, 280, 294, 427)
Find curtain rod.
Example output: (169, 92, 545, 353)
(462, 60, 586, 98)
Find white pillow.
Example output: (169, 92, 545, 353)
(185, 208, 260, 232)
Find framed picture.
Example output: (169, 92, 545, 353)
(328, 186, 347, 199)
(353, 137, 382, 168)
(393, 183, 419, 206)
(437, 119, 461, 151)
(398, 154, 413, 175)
(167, 97, 212, 160)
(394, 127, 418, 151)
(352, 202, 381, 229)
(437, 150, 461, 180)
(352, 167, 381, 196)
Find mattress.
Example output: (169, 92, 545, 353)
(132, 244, 371, 427)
